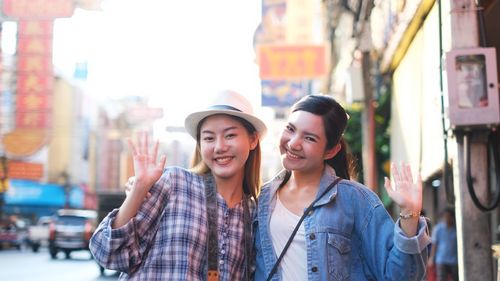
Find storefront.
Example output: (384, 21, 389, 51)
(3, 179, 85, 220)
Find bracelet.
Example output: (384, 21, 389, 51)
(399, 210, 421, 219)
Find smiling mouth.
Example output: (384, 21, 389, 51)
(214, 156, 234, 165)
(286, 150, 302, 160)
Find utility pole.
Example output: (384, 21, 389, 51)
(358, 12, 377, 191)
(449, 0, 494, 280)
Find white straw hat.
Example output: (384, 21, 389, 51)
(184, 90, 267, 139)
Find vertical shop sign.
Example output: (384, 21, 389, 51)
(1, 0, 75, 158)
(15, 20, 53, 129)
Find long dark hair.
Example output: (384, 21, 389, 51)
(291, 94, 356, 179)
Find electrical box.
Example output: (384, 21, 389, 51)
(446, 47, 499, 129)
(345, 65, 365, 104)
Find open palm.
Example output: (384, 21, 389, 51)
(384, 162, 422, 214)
(128, 133, 166, 194)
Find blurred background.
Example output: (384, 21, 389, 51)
(0, 0, 499, 280)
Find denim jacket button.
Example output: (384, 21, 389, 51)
(309, 233, 316, 240)
(312, 266, 318, 272)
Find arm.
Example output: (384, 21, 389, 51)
(113, 134, 166, 228)
(361, 206, 431, 281)
(361, 162, 430, 280)
(90, 133, 167, 273)
(428, 241, 437, 266)
(384, 162, 422, 237)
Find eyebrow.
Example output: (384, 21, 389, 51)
(287, 122, 321, 140)
(200, 126, 239, 135)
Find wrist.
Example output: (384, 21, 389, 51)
(399, 210, 421, 219)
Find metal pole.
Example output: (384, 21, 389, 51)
(449, 1, 494, 279)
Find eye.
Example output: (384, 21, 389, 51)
(285, 125, 294, 132)
(305, 136, 317, 142)
(225, 133, 237, 139)
(202, 135, 214, 142)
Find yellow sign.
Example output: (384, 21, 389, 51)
(2, 128, 48, 157)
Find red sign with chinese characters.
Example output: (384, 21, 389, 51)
(15, 111, 51, 128)
(17, 56, 53, 73)
(18, 20, 53, 35)
(3, 2, 77, 157)
(14, 20, 54, 130)
(2, 0, 74, 19)
(17, 37, 52, 55)
(16, 73, 53, 93)
(16, 94, 51, 110)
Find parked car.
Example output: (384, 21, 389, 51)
(27, 216, 52, 252)
(0, 219, 22, 250)
(48, 209, 97, 259)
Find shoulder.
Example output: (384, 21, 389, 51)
(259, 170, 287, 200)
(336, 179, 382, 208)
(434, 222, 445, 232)
(161, 166, 198, 180)
(158, 166, 204, 191)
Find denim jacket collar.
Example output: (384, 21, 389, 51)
(267, 166, 340, 209)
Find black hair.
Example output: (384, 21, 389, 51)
(291, 94, 356, 179)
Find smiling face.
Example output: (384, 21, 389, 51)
(199, 114, 258, 182)
(279, 111, 339, 174)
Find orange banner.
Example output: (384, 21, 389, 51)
(7, 161, 44, 180)
(258, 44, 329, 80)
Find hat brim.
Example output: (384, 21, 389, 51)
(184, 109, 267, 140)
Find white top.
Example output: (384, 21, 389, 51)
(270, 195, 308, 281)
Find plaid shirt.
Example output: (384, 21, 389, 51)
(90, 167, 256, 281)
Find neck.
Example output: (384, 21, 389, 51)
(288, 166, 325, 191)
(215, 177, 244, 208)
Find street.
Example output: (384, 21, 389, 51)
(0, 247, 119, 281)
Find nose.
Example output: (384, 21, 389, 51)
(214, 136, 228, 153)
(287, 135, 302, 151)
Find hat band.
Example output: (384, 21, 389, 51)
(208, 104, 242, 112)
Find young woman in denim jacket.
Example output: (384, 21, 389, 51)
(254, 94, 431, 281)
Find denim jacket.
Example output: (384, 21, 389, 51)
(254, 167, 431, 281)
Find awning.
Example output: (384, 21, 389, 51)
(4, 179, 84, 208)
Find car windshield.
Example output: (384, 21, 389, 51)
(56, 216, 87, 226)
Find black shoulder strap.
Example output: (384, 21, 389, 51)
(204, 175, 219, 281)
(265, 177, 343, 281)
(242, 195, 252, 281)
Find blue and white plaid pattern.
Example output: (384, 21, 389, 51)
(90, 167, 256, 281)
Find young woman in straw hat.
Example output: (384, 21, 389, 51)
(90, 90, 266, 281)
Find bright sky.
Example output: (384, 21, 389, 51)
(52, 0, 265, 129)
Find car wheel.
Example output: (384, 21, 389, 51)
(32, 243, 40, 252)
(49, 247, 57, 259)
(64, 250, 71, 259)
(99, 265, 105, 276)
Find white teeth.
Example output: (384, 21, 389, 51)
(287, 151, 300, 159)
(215, 156, 233, 164)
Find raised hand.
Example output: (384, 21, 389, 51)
(127, 132, 167, 196)
(384, 162, 422, 215)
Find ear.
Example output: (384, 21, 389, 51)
(249, 133, 259, 150)
(324, 143, 341, 160)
